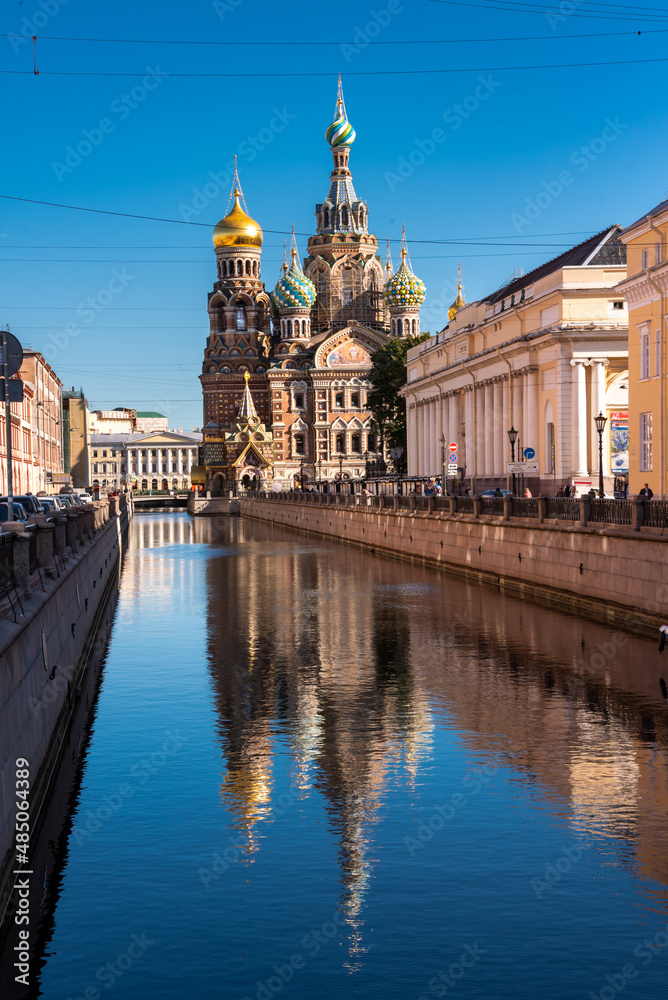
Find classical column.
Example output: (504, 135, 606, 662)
(431, 398, 440, 474)
(524, 368, 539, 459)
(441, 394, 449, 465)
(590, 359, 609, 475)
(512, 373, 524, 459)
(187, 449, 193, 474)
(177, 448, 183, 475)
(484, 382, 494, 477)
(570, 360, 588, 476)
(408, 403, 417, 476)
(464, 388, 475, 477)
(493, 380, 504, 476)
(449, 393, 460, 452)
(502, 377, 511, 472)
(476, 384, 485, 481)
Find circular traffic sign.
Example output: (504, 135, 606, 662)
(448, 441, 457, 451)
(0, 331, 23, 378)
(449, 453, 458, 463)
(524, 447, 535, 460)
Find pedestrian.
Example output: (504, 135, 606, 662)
(640, 482, 654, 499)
(563, 483, 571, 497)
(433, 481, 443, 497)
(556, 487, 564, 497)
(523, 488, 532, 498)
(493, 486, 503, 498)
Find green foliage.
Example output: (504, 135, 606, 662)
(368, 333, 430, 467)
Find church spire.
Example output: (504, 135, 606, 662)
(238, 371, 259, 422)
(448, 262, 466, 321)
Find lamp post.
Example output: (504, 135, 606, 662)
(338, 454, 343, 493)
(507, 425, 518, 495)
(440, 433, 447, 496)
(317, 456, 322, 492)
(594, 411, 607, 498)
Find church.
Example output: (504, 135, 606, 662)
(200, 79, 426, 492)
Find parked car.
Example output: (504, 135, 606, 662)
(0, 502, 29, 522)
(0, 494, 41, 516)
(38, 497, 64, 512)
(76, 492, 92, 503)
(480, 489, 513, 498)
(60, 494, 83, 506)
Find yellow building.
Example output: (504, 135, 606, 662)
(617, 198, 668, 496)
(403, 228, 628, 495)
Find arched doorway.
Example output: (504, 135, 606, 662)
(241, 472, 261, 491)
(141, 479, 148, 490)
(212, 473, 225, 496)
(161, 478, 168, 491)
(151, 478, 158, 490)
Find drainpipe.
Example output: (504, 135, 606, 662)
(461, 362, 476, 493)
(646, 216, 666, 497)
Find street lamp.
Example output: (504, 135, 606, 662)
(507, 426, 518, 495)
(338, 454, 343, 493)
(317, 456, 322, 490)
(594, 411, 607, 498)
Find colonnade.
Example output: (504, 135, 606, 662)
(408, 358, 612, 480)
(128, 447, 194, 476)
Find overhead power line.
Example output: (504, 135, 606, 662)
(428, 0, 668, 21)
(2, 27, 667, 43)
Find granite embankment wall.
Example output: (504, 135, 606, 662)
(239, 498, 668, 632)
(0, 496, 131, 920)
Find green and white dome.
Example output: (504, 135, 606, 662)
(271, 254, 316, 312)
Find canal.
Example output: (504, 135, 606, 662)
(3, 512, 668, 1000)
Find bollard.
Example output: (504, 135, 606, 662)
(449, 496, 457, 516)
(36, 522, 57, 577)
(427, 496, 435, 514)
(579, 496, 590, 527)
(108, 497, 118, 516)
(54, 516, 68, 559)
(473, 495, 482, 518)
(632, 499, 644, 533)
(65, 514, 79, 551)
(503, 495, 512, 521)
(12, 531, 31, 596)
(537, 496, 546, 524)
(394, 496, 399, 512)
(409, 496, 416, 513)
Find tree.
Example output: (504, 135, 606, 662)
(368, 333, 429, 471)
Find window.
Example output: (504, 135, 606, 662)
(341, 205, 349, 226)
(351, 392, 359, 407)
(367, 433, 376, 452)
(294, 393, 304, 409)
(315, 270, 328, 308)
(641, 332, 650, 379)
(641, 249, 648, 270)
(102, 450, 107, 457)
(641, 412, 653, 471)
(656, 242, 663, 265)
(236, 306, 246, 330)
(351, 433, 361, 452)
(336, 434, 345, 453)
(92, 450, 98, 458)
(656, 330, 661, 377)
(342, 268, 354, 307)
(335, 392, 344, 408)
(295, 435, 305, 455)
(612, 301, 624, 310)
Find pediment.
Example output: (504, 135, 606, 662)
(131, 431, 199, 445)
(314, 325, 386, 370)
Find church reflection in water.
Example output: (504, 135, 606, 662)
(186, 514, 668, 957)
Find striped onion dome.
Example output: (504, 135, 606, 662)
(385, 251, 426, 308)
(271, 254, 316, 312)
(326, 112, 356, 147)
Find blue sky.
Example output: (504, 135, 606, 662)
(2, 0, 667, 431)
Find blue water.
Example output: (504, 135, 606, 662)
(26, 515, 668, 999)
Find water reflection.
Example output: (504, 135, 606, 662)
(194, 515, 668, 952)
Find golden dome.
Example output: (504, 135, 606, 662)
(448, 262, 466, 321)
(213, 189, 263, 249)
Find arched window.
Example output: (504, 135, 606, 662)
(352, 433, 360, 452)
(335, 392, 344, 408)
(412, 319, 417, 335)
(236, 306, 246, 330)
(323, 208, 329, 228)
(287, 319, 292, 337)
(341, 205, 349, 226)
(245, 260, 251, 275)
(367, 433, 376, 452)
(237, 260, 243, 276)
(336, 434, 345, 453)
(342, 268, 353, 307)
(252, 260, 257, 276)
(396, 318, 403, 336)
(316, 270, 328, 308)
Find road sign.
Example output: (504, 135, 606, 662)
(524, 447, 535, 460)
(448, 441, 457, 451)
(446, 469, 458, 477)
(0, 331, 23, 378)
(0, 380, 24, 403)
(449, 453, 458, 463)
(507, 461, 539, 474)
(389, 447, 404, 459)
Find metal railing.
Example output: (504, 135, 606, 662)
(241, 491, 668, 531)
(588, 499, 632, 525)
(544, 498, 580, 521)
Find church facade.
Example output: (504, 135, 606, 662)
(200, 81, 426, 492)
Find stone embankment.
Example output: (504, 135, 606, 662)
(187, 494, 240, 516)
(240, 493, 668, 633)
(0, 495, 131, 921)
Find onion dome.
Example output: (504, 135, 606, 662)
(385, 247, 426, 308)
(448, 262, 466, 321)
(213, 189, 263, 248)
(271, 250, 316, 311)
(325, 75, 356, 147)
